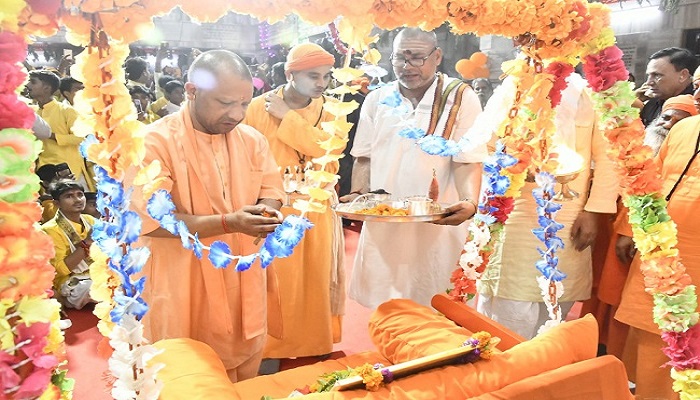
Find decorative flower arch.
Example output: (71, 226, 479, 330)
(0, 0, 697, 399)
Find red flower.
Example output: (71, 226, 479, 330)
(583, 46, 629, 92)
(0, 62, 27, 94)
(0, 32, 28, 64)
(544, 62, 574, 108)
(490, 197, 515, 223)
(0, 93, 34, 130)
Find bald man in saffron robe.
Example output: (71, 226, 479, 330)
(134, 50, 285, 382)
(243, 43, 346, 360)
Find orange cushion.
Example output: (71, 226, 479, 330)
(368, 298, 473, 364)
(152, 338, 239, 400)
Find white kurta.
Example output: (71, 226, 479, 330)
(350, 76, 487, 309)
(477, 74, 619, 302)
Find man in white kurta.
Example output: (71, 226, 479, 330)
(347, 28, 488, 309)
(476, 73, 619, 339)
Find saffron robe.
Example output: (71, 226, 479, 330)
(350, 76, 488, 309)
(616, 115, 700, 332)
(35, 99, 95, 190)
(243, 90, 345, 358)
(615, 115, 700, 400)
(134, 104, 285, 370)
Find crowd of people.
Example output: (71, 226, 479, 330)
(24, 27, 700, 398)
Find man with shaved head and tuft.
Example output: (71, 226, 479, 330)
(343, 28, 487, 309)
(133, 50, 285, 382)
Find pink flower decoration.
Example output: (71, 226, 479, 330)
(0, 32, 28, 64)
(0, 61, 27, 93)
(662, 324, 700, 370)
(26, 0, 61, 15)
(15, 367, 53, 399)
(0, 93, 34, 130)
(582, 46, 629, 92)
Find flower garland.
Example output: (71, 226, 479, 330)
(284, 331, 495, 396)
(0, 21, 72, 400)
(67, 14, 164, 399)
(584, 45, 699, 396)
(378, 85, 491, 157)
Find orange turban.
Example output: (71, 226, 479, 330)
(285, 43, 335, 72)
(662, 94, 698, 116)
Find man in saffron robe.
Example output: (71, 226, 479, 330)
(614, 67, 700, 400)
(583, 94, 698, 359)
(135, 50, 285, 382)
(345, 28, 487, 309)
(243, 43, 345, 360)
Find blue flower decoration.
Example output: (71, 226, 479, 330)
(398, 127, 426, 140)
(208, 241, 232, 269)
(192, 234, 203, 259)
(491, 175, 511, 196)
(110, 291, 149, 323)
(79, 134, 98, 158)
(379, 90, 402, 108)
(122, 246, 150, 275)
(117, 211, 142, 244)
(417, 135, 447, 155)
(177, 220, 192, 250)
(236, 254, 258, 272)
(147, 190, 177, 221)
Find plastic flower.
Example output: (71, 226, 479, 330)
(0, 31, 28, 64)
(398, 126, 426, 140)
(583, 46, 630, 92)
(235, 254, 258, 272)
(146, 189, 176, 222)
(662, 324, 700, 370)
(208, 241, 232, 269)
(110, 291, 149, 324)
(353, 363, 384, 392)
(0, 93, 35, 130)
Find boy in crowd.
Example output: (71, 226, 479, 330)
(42, 179, 95, 310)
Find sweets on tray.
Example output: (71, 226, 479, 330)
(356, 204, 408, 216)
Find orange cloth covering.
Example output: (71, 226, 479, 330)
(616, 115, 700, 398)
(152, 297, 633, 399)
(243, 88, 346, 358)
(662, 94, 699, 116)
(284, 43, 335, 72)
(580, 203, 630, 359)
(133, 104, 285, 371)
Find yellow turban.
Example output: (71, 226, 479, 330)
(284, 43, 335, 72)
(662, 94, 698, 116)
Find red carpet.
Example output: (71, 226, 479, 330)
(64, 227, 374, 397)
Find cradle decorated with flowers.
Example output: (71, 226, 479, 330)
(150, 295, 632, 399)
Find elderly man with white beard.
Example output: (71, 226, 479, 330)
(643, 94, 698, 155)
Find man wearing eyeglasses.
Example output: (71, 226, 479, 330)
(639, 47, 697, 127)
(343, 28, 487, 309)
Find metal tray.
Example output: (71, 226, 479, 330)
(333, 202, 449, 223)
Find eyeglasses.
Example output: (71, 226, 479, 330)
(390, 47, 438, 68)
